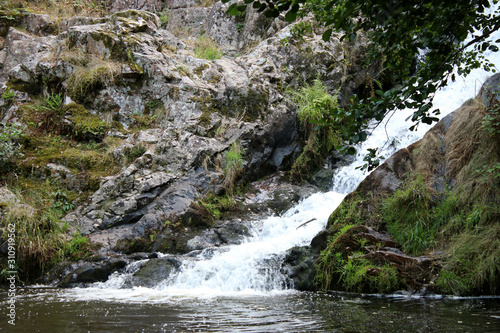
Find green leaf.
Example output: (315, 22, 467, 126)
(322, 29, 332, 41)
(227, 4, 239, 15)
(284, 9, 297, 22)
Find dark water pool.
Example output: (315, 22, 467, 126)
(1, 288, 499, 332)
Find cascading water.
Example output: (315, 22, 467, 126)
(4, 29, 500, 333)
(64, 27, 500, 302)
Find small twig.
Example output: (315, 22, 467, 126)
(296, 218, 317, 230)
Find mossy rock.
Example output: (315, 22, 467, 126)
(63, 103, 110, 142)
(111, 9, 160, 28)
(0, 9, 27, 36)
(114, 237, 153, 254)
(195, 88, 269, 126)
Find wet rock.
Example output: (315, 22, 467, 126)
(126, 256, 182, 287)
(243, 173, 319, 215)
(214, 219, 250, 244)
(282, 246, 316, 291)
(57, 258, 127, 287)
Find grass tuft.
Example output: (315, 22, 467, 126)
(194, 35, 222, 60)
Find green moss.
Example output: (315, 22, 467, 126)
(194, 64, 209, 76)
(193, 88, 268, 127)
(124, 143, 147, 164)
(63, 103, 110, 141)
(56, 148, 101, 170)
(131, 114, 155, 130)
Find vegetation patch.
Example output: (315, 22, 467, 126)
(381, 175, 438, 255)
(0, 123, 22, 172)
(63, 103, 110, 142)
(223, 141, 244, 194)
(288, 79, 343, 182)
(437, 224, 500, 295)
(67, 58, 119, 103)
(0, 181, 96, 282)
(315, 223, 401, 293)
(190, 192, 241, 227)
(194, 35, 222, 60)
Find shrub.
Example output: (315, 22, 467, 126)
(194, 35, 222, 60)
(158, 8, 169, 27)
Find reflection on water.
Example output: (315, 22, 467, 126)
(1, 288, 499, 332)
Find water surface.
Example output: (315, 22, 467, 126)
(1, 288, 499, 332)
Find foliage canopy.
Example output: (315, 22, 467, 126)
(224, 0, 500, 166)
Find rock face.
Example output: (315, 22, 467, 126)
(0, 2, 383, 285)
(1, 7, 375, 258)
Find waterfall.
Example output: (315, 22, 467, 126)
(67, 32, 500, 302)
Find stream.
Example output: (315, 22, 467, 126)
(2, 28, 500, 333)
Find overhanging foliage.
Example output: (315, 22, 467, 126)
(223, 0, 500, 167)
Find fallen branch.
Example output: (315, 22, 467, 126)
(296, 218, 317, 230)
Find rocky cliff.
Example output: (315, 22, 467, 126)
(0, 1, 377, 283)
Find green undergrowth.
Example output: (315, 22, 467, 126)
(316, 97, 500, 295)
(315, 224, 400, 293)
(288, 79, 343, 182)
(191, 193, 241, 227)
(0, 179, 96, 282)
